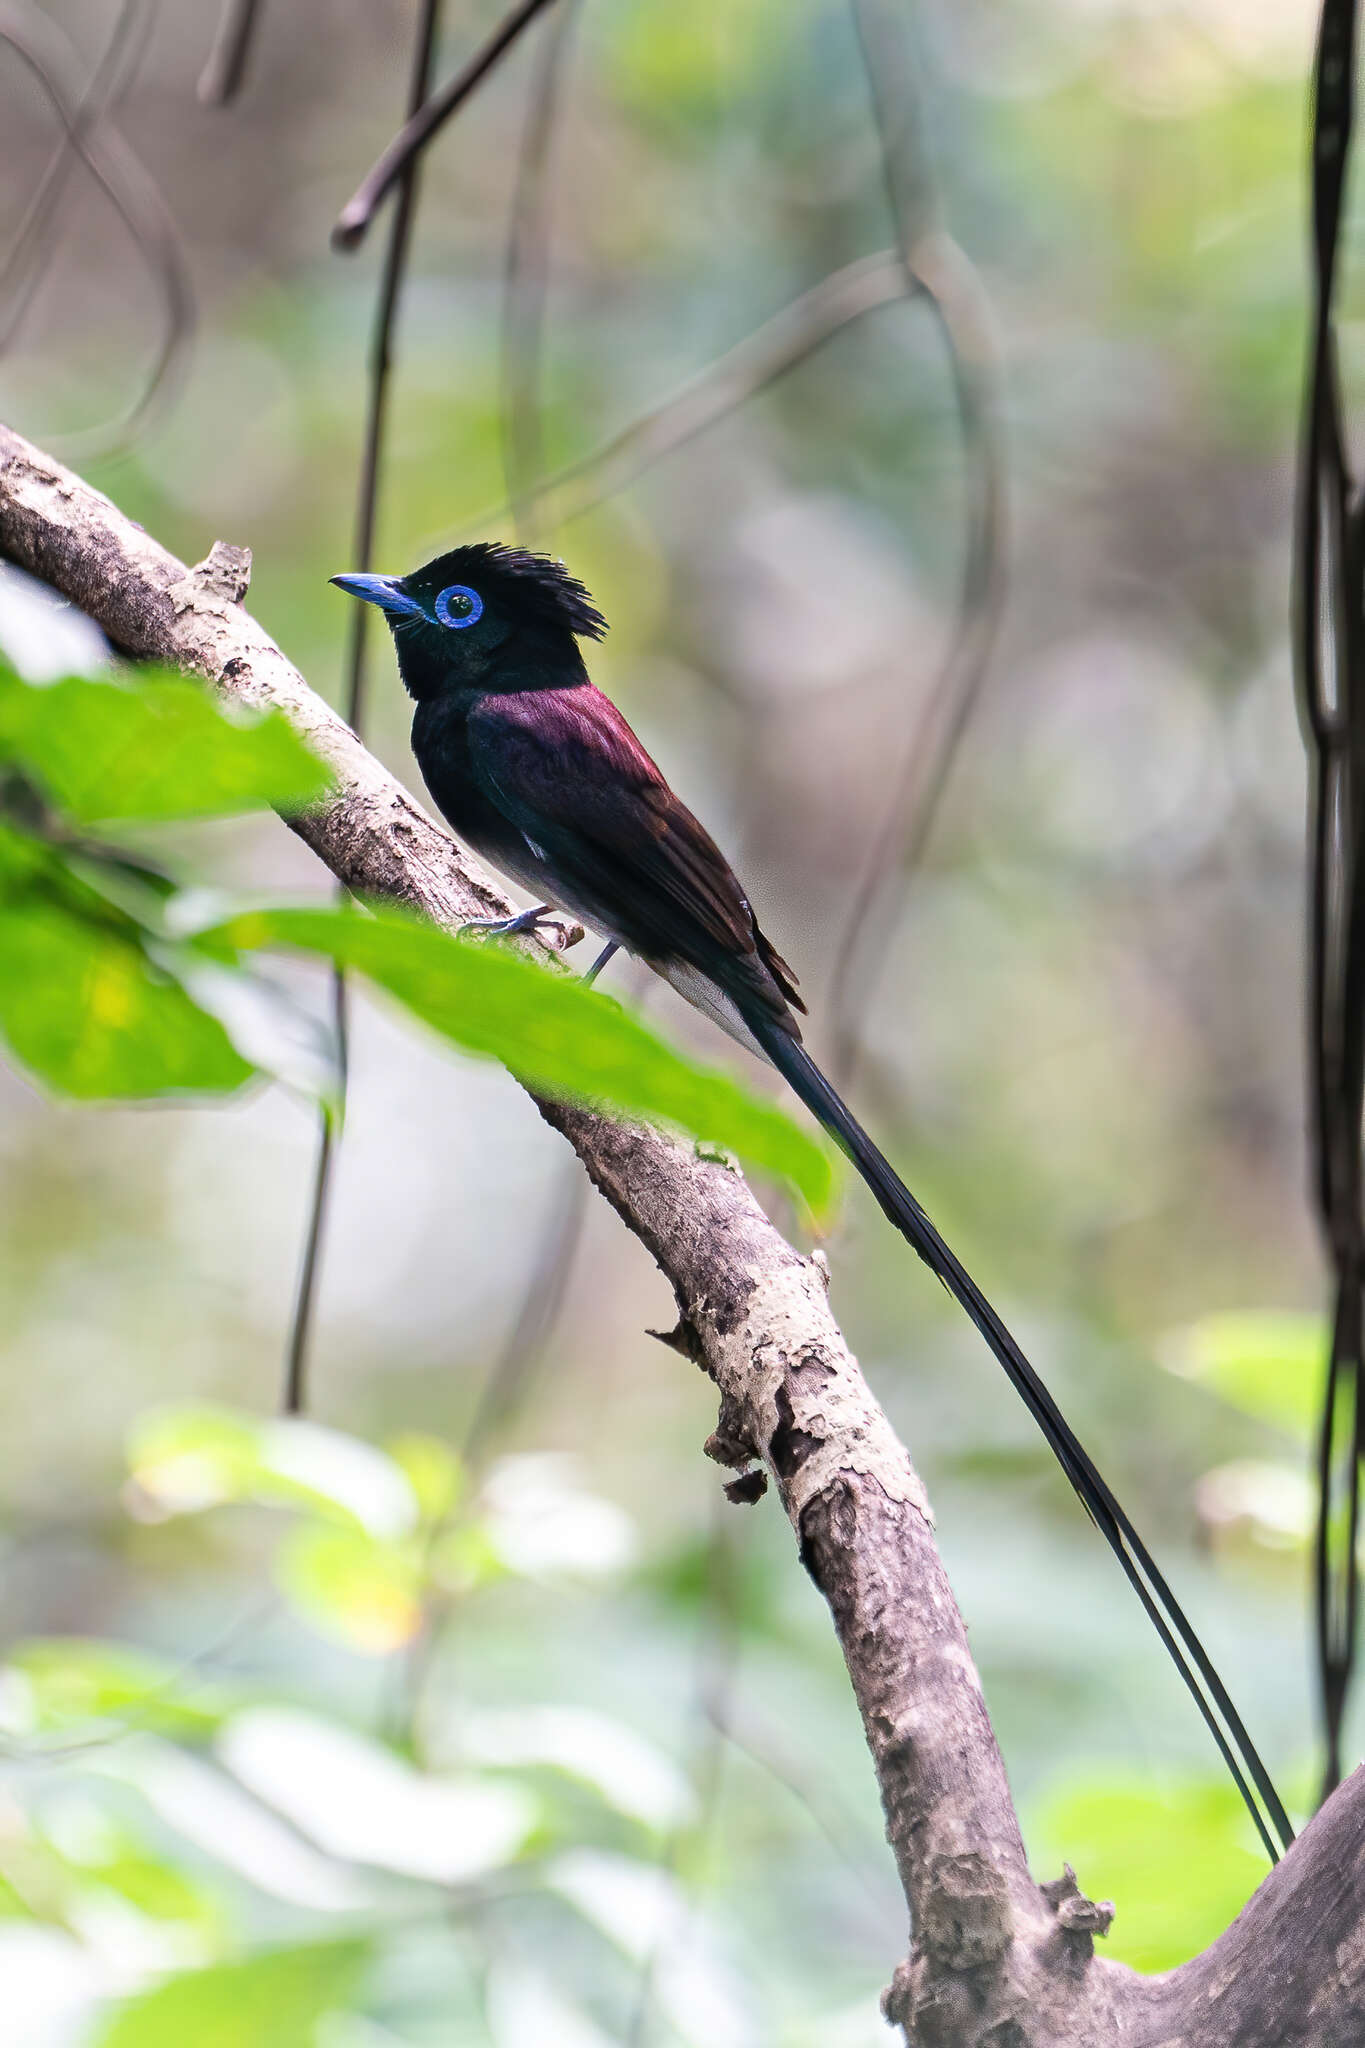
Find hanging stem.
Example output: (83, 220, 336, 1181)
(282, 0, 445, 1415)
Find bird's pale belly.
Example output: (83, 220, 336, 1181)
(460, 807, 766, 1057)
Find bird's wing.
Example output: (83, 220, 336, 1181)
(466, 683, 803, 1018)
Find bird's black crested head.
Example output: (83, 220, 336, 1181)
(406, 543, 607, 643)
(330, 542, 607, 702)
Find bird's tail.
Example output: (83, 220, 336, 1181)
(753, 1017, 1294, 1861)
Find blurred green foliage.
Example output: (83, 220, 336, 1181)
(0, 655, 308, 1099)
(0, 654, 828, 1204)
(0, 820, 257, 1099)
(0, 0, 1343, 2039)
(0, 1405, 758, 2042)
(1032, 1776, 1267, 1972)
(212, 903, 835, 1213)
(1165, 1311, 1323, 1443)
(96, 1941, 371, 2048)
(0, 665, 330, 826)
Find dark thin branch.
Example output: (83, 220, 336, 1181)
(196, 0, 264, 107)
(462, 949, 639, 1459)
(282, 1091, 341, 1416)
(460, 1168, 589, 1460)
(709, 1692, 894, 1912)
(332, 0, 562, 252)
(827, 0, 1007, 1090)
(1295, 0, 1365, 1802)
(284, 0, 445, 1416)
(0, 1590, 281, 1760)
(343, 0, 444, 738)
(499, 0, 579, 543)
(518, 250, 911, 530)
(0, 4, 193, 456)
(472, 0, 599, 1447)
(428, 247, 912, 557)
(0, 0, 152, 354)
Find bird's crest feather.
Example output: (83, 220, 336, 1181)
(412, 542, 607, 641)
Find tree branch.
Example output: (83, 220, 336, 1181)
(1, 418, 1360, 2045)
(332, 0, 561, 252)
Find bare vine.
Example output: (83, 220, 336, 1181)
(283, 0, 445, 1417)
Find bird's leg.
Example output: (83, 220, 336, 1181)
(583, 940, 619, 985)
(460, 902, 574, 943)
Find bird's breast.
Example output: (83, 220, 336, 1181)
(410, 697, 529, 876)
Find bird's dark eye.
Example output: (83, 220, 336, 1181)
(435, 583, 483, 629)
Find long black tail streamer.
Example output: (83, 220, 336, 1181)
(752, 1021, 1294, 1860)
(1297, 0, 1365, 1804)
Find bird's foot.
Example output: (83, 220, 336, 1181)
(583, 939, 619, 985)
(459, 903, 581, 950)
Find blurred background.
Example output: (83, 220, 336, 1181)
(0, 0, 1339, 2040)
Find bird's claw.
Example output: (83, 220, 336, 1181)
(459, 904, 581, 951)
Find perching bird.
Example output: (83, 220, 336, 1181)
(333, 542, 1292, 1858)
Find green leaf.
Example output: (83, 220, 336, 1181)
(0, 815, 124, 913)
(207, 903, 837, 1215)
(274, 1523, 424, 1655)
(46, 1812, 221, 1934)
(1161, 1311, 1325, 1442)
(1029, 1775, 1268, 1972)
(429, 1521, 507, 1596)
(385, 1432, 463, 1524)
(0, 813, 335, 1108)
(126, 1406, 266, 1516)
(0, 896, 254, 1098)
(94, 1939, 369, 2048)
(126, 1406, 420, 1536)
(87, 1851, 217, 1930)
(0, 662, 330, 824)
(7, 1638, 234, 1738)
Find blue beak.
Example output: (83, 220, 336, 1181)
(329, 572, 421, 618)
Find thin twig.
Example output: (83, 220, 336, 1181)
(332, 0, 562, 252)
(460, 951, 638, 1462)
(459, 248, 911, 543)
(283, 1093, 341, 1416)
(283, 0, 445, 1416)
(827, 0, 1007, 1090)
(500, 0, 579, 543)
(460, 1168, 589, 1461)
(467, 0, 597, 1451)
(0, 1590, 280, 1759)
(708, 1692, 893, 1913)
(344, 4, 445, 739)
(0, 4, 193, 457)
(0, 0, 152, 354)
(197, 0, 265, 106)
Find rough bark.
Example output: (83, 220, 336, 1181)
(1, 419, 1361, 2046)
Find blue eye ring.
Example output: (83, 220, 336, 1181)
(435, 583, 483, 630)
